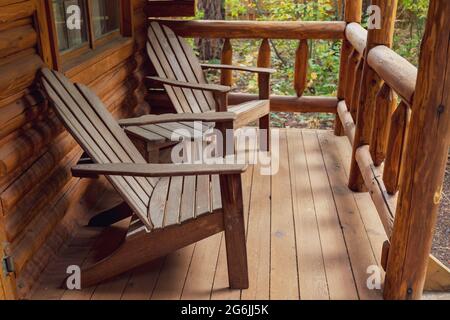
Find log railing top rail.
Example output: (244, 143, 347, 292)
(345, 22, 367, 54)
(367, 45, 417, 105)
(148, 19, 346, 39)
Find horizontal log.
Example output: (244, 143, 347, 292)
(337, 100, 355, 145)
(151, 19, 346, 40)
(0, 25, 37, 59)
(11, 173, 82, 276)
(0, 72, 136, 178)
(229, 93, 338, 113)
(0, 53, 42, 100)
(5, 148, 81, 241)
(0, 114, 62, 177)
(0, 101, 45, 141)
(0, 90, 43, 128)
(15, 178, 109, 297)
(367, 45, 417, 104)
(0, 1, 35, 25)
(355, 145, 397, 236)
(0, 17, 32, 32)
(90, 59, 138, 98)
(0, 134, 77, 214)
(148, 90, 338, 113)
(345, 22, 367, 54)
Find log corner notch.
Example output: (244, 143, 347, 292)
(334, 0, 362, 136)
(383, 0, 450, 300)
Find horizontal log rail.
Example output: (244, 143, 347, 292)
(345, 22, 367, 54)
(367, 45, 418, 105)
(228, 93, 338, 113)
(337, 101, 355, 145)
(150, 19, 346, 40)
(148, 90, 338, 114)
(355, 146, 396, 236)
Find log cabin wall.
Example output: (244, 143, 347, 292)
(0, 0, 192, 299)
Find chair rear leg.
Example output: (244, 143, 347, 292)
(259, 114, 270, 152)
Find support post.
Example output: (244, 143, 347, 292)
(348, 0, 398, 191)
(220, 38, 233, 86)
(258, 39, 271, 151)
(335, 0, 362, 136)
(384, 0, 450, 300)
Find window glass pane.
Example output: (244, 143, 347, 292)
(52, 0, 88, 52)
(92, 0, 120, 39)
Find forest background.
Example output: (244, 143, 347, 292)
(193, 0, 427, 129)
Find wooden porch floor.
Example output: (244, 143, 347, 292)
(30, 129, 389, 300)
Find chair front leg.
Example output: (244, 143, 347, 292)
(215, 120, 235, 157)
(219, 173, 249, 289)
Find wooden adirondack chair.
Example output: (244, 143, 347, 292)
(146, 21, 275, 151)
(39, 68, 249, 289)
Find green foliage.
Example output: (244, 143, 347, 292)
(197, 0, 428, 128)
(216, 0, 343, 98)
(393, 0, 428, 66)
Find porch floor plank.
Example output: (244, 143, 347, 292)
(29, 129, 387, 300)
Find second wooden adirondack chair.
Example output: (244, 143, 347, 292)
(39, 68, 249, 289)
(146, 21, 275, 151)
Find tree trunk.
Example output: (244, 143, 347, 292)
(196, 0, 225, 60)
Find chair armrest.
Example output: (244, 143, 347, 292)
(72, 163, 248, 178)
(200, 64, 276, 74)
(118, 112, 236, 127)
(147, 76, 231, 93)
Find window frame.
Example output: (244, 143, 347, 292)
(46, 0, 131, 70)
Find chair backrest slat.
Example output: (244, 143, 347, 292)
(147, 26, 193, 113)
(158, 23, 214, 112)
(149, 23, 203, 113)
(147, 21, 217, 113)
(175, 30, 217, 109)
(41, 69, 154, 229)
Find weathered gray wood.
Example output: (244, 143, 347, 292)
(146, 21, 271, 142)
(41, 68, 249, 290)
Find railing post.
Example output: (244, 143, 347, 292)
(346, 50, 363, 120)
(257, 38, 271, 149)
(348, 0, 398, 191)
(221, 38, 233, 86)
(370, 84, 398, 166)
(384, 0, 450, 300)
(382, 101, 410, 195)
(294, 39, 308, 97)
(335, 0, 362, 136)
(257, 38, 271, 98)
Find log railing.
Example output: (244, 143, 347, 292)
(336, 1, 417, 238)
(335, 0, 450, 300)
(148, 19, 345, 114)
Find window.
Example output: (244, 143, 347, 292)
(91, 0, 120, 39)
(52, 0, 88, 52)
(49, 0, 127, 67)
